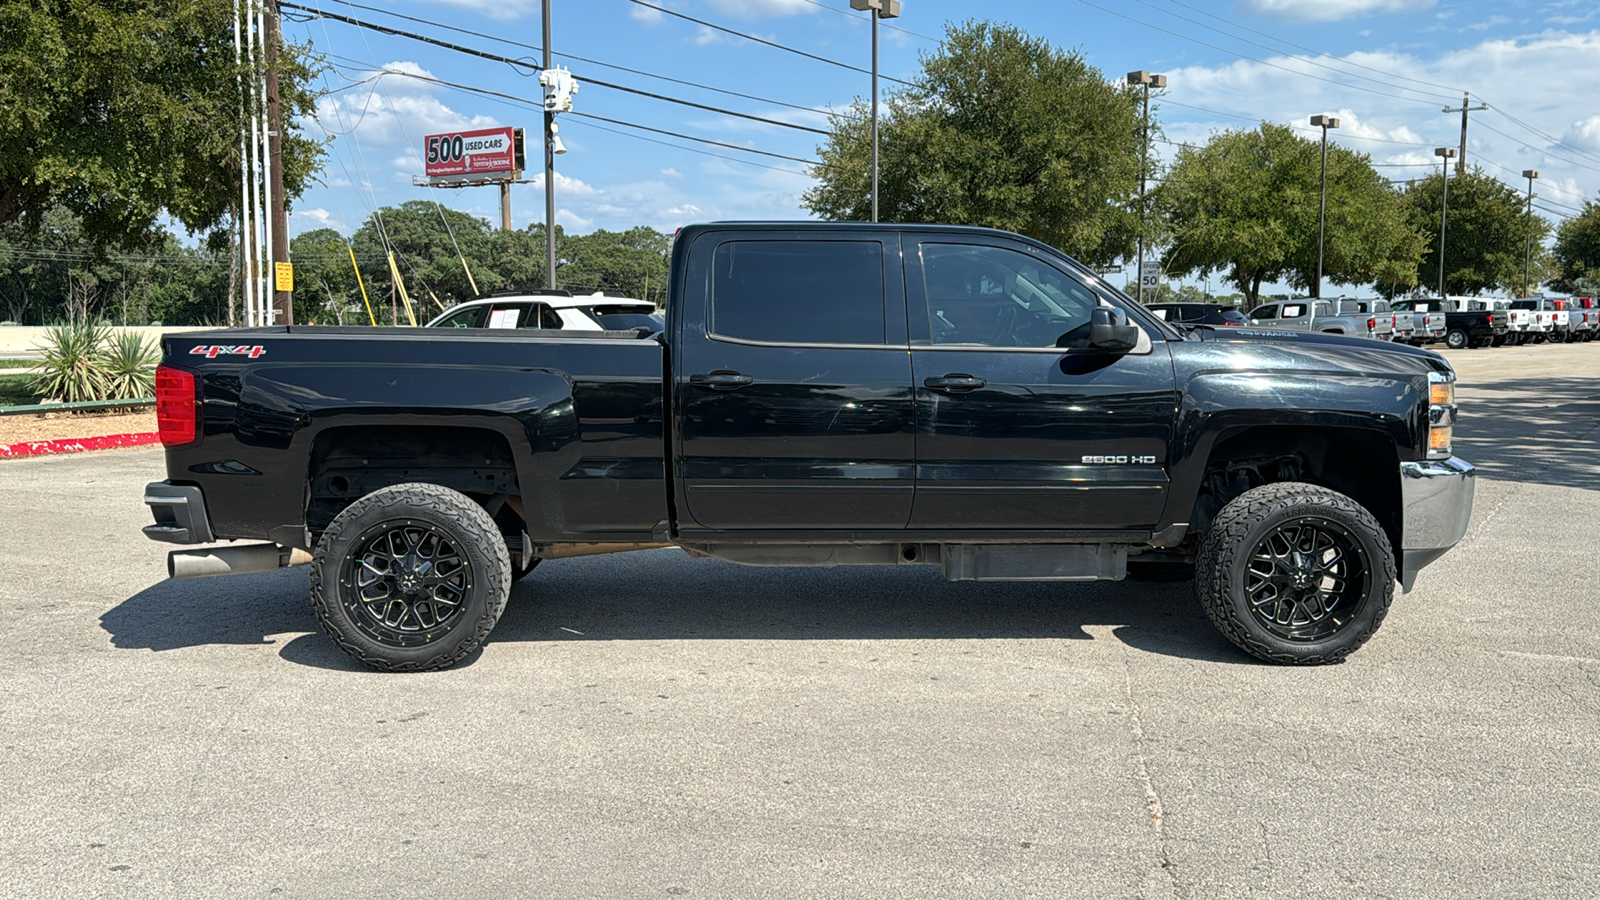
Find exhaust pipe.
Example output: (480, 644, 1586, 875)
(168, 543, 313, 579)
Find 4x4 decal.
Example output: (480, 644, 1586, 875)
(189, 345, 266, 359)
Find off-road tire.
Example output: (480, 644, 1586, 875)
(310, 483, 512, 672)
(1195, 482, 1395, 665)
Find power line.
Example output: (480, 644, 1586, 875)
(325, 60, 828, 168)
(1472, 118, 1600, 176)
(1127, 0, 1460, 103)
(1151, 0, 1466, 96)
(619, 0, 911, 86)
(1480, 103, 1600, 168)
(316, 0, 849, 122)
(1067, 0, 1452, 106)
(794, 0, 941, 43)
(289, 3, 829, 135)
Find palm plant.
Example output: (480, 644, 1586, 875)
(101, 330, 160, 399)
(31, 321, 111, 403)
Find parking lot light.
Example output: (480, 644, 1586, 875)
(1522, 169, 1540, 298)
(1310, 115, 1340, 299)
(1127, 71, 1167, 305)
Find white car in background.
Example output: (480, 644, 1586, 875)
(426, 290, 663, 332)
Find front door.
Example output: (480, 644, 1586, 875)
(674, 231, 915, 531)
(905, 238, 1176, 531)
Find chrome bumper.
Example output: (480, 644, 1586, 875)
(1399, 458, 1475, 591)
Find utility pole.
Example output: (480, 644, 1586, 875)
(1442, 92, 1488, 176)
(542, 0, 556, 289)
(1127, 70, 1167, 305)
(850, 1, 901, 223)
(1523, 169, 1540, 298)
(265, 0, 292, 325)
(1435, 147, 1457, 298)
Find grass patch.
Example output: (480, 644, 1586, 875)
(0, 374, 43, 406)
(0, 359, 40, 369)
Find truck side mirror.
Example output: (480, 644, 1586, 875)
(1086, 307, 1140, 353)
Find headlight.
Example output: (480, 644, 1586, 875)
(1427, 370, 1456, 459)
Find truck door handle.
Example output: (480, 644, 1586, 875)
(924, 374, 986, 393)
(690, 370, 754, 391)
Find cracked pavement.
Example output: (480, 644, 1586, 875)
(1, 343, 1597, 898)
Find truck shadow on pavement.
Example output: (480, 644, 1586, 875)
(1453, 376, 1600, 492)
(102, 551, 1258, 671)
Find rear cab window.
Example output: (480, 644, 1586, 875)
(711, 240, 886, 345)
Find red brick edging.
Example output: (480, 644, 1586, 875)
(0, 432, 160, 459)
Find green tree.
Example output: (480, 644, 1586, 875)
(1155, 124, 1423, 307)
(1551, 197, 1600, 294)
(1401, 168, 1547, 296)
(0, 0, 323, 250)
(560, 227, 672, 305)
(803, 20, 1143, 264)
(289, 228, 362, 324)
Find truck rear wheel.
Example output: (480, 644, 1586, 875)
(1445, 328, 1468, 350)
(310, 483, 512, 672)
(1195, 482, 1394, 665)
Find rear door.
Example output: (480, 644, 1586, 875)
(905, 236, 1176, 530)
(673, 230, 915, 531)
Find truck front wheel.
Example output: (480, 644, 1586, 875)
(1194, 483, 1395, 665)
(310, 483, 512, 672)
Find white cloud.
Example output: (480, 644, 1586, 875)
(313, 61, 500, 156)
(527, 171, 599, 196)
(1564, 115, 1600, 155)
(703, 0, 815, 18)
(1237, 0, 1435, 23)
(412, 0, 541, 22)
(1160, 29, 1600, 228)
(666, 204, 703, 216)
(660, 168, 686, 179)
(294, 208, 344, 230)
(557, 208, 594, 230)
(630, 0, 664, 24)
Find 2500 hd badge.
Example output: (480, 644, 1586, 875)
(1082, 455, 1157, 464)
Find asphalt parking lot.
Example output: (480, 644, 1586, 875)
(2, 342, 1598, 899)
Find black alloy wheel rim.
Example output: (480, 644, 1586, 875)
(1243, 517, 1368, 643)
(340, 520, 474, 647)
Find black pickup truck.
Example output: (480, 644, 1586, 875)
(1390, 297, 1508, 350)
(144, 222, 1475, 671)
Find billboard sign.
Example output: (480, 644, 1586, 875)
(423, 126, 518, 179)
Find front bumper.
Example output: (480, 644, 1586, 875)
(1399, 457, 1475, 591)
(144, 481, 214, 544)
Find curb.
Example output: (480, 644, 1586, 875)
(0, 432, 161, 459)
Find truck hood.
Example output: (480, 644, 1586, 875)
(1175, 325, 1451, 376)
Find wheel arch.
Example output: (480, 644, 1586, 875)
(306, 424, 527, 543)
(1185, 425, 1402, 563)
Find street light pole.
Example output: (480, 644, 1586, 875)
(851, 0, 900, 223)
(1435, 147, 1457, 299)
(543, 0, 555, 289)
(1310, 114, 1340, 300)
(1522, 169, 1540, 298)
(1127, 70, 1167, 305)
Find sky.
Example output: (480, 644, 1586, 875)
(285, 0, 1600, 292)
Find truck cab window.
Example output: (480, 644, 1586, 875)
(711, 240, 886, 345)
(921, 243, 1098, 348)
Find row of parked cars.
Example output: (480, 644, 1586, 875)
(1146, 296, 1600, 349)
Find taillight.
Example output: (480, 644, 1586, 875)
(1368, 317, 1376, 330)
(155, 365, 198, 447)
(1486, 315, 1493, 324)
